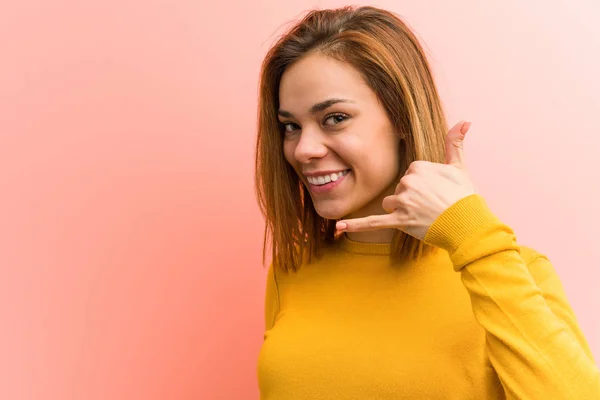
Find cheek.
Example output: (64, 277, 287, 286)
(385, 141, 402, 170)
(282, 141, 296, 165)
(355, 143, 401, 183)
(379, 144, 401, 177)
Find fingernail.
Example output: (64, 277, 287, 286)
(336, 222, 347, 230)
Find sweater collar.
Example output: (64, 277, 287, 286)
(338, 233, 391, 255)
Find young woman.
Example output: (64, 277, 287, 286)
(254, 6, 599, 399)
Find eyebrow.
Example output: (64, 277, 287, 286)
(278, 98, 356, 118)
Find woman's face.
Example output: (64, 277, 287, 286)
(278, 52, 402, 221)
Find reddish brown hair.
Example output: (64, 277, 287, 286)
(255, 6, 448, 272)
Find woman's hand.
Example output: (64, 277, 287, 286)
(336, 121, 477, 241)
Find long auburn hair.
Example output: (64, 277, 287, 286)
(255, 6, 448, 273)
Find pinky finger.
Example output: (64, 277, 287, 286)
(337, 214, 400, 232)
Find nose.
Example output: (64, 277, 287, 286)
(293, 128, 328, 164)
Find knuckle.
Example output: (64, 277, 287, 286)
(410, 160, 425, 170)
(367, 218, 379, 228)
(398, 192, 410, 205)
(400, 174, 412, 187)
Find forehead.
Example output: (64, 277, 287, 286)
(278, 52, 372, 110)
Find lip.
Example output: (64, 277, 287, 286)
(306, 169, 351, 194)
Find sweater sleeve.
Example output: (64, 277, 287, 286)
(264, 263, 280, 333)
(424, 194, 600, 400)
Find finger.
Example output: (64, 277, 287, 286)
(382, 194, 401, 213)
(445, 120, 471, 168)
(336, 214, 400, 232)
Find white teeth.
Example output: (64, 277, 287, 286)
(307, 170, 349, 186)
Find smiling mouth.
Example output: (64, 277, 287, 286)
(306, 169, 351, 186)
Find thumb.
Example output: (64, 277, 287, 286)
(445, 120, 471, 167)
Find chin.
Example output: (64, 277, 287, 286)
(313, 203, 351, 221)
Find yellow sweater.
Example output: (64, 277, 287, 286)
(257, 195, 600, 399)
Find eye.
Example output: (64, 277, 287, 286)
(324, 113, 349, 126)
(280, 122, 300, 133)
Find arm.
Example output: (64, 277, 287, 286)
(424, 194, 600, 400)
(525, 252, 596, 362)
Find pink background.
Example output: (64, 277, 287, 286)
(1, 0, 599, 399)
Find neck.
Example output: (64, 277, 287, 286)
(342, 178, 399, 244)
(344, 228, 395, 244)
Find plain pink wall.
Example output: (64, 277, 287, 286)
(1, 0, 598, 399)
